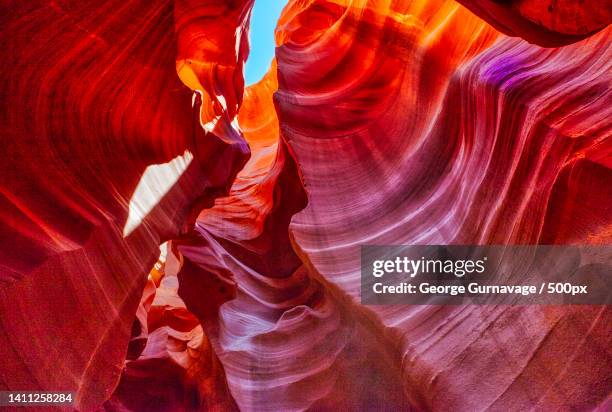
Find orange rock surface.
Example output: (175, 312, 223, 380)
(0, 0, 610, 410)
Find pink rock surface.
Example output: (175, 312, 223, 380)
(1, 0, 610, 410)
(275, 1, 611, 410)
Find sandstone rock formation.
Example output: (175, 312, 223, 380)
(0, 0, 609, 410)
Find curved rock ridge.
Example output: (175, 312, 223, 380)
(175, 0, 255, 145)
(171, 67, 410, 411)
(456, 0, 611, 46)
(1, 0, 611, 411)
(105, 244, 238, 411)
(273, 0, 611, 410)
(0, 0, 250, 409)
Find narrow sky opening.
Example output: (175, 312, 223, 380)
(244, 0, 288, 86)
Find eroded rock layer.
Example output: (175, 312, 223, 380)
(456, 0, 611, 46)
(1, 0, 250, 409)
(275, 0, 611, 410)
(0, 0, 610, 411)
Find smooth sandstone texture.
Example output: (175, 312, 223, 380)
(276, 0, 611, 410)
(1, 0, 250, 409)
(456, 0, 611, 46)
(0, 0, 610, 411)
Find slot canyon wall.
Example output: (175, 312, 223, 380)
(0, 0, 610, 411)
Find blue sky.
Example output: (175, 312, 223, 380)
(244, 0, 288, 85)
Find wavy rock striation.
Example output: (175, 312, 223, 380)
(456, 0, 611, 46)
(105, 244, 238, 411)
(275, 0, 611, 410)
(173, 67, 410, 410)
(0, 0, 610, 411)
(0, 0, 250, 409)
